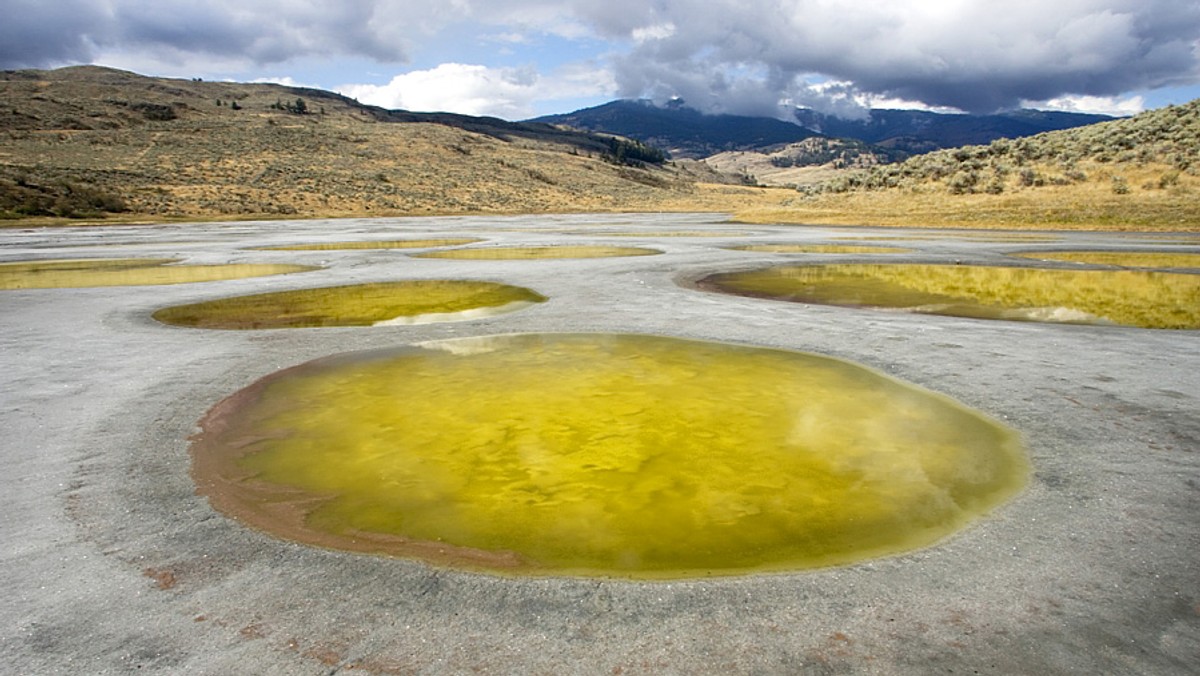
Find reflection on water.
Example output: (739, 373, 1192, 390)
(1012, 251, 1200, 270)
(153, 280, 546, 329)
(413, 246, 660, 260)
(0, 258, 315, 289)
(191, 333, 1027, 579)
(257, 238, 482, 251)
(698, 264, 1200, 329)
(730, 244, 909, 254)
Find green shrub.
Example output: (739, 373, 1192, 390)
(604, 137, 666, 166)
(131, 102, 177, 121)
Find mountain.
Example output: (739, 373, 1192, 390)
(530, 100, 821, 159)
(736, 99, 1199, 230)
(0, 67, 764, 221)
(807, 99, 1199, 196)
(793, 108, 1117, 155)
(531, 100, 1115, 159)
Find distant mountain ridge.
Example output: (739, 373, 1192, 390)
(792, 107, 1116, 155)
(530, 100, 822, 159)
(530, 100, 1115, 159)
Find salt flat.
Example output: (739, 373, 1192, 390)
(2, 213, 1197, 674)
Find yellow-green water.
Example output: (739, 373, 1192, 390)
(730, 244, 910, 254)
(1012, 251, 1200, 270)
(192, 333, 1027, 579)
(258, 238, 483, 251)
(153, 280, 546, 329)
(698, 264, 1200, 329)
(412, 246, 660, 260)
(0, 258, 315, 289)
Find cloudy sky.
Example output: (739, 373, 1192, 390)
(3, 0, 1199, 120)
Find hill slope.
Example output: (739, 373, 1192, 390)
(0, 67, 772, 221)
(704, 137, 909, 187)
(813, 100, 1199, 195)
(737, 100, 1200, 230)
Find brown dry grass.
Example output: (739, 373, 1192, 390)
(3, 67, 1197, 232)
(735, 161, 1200, 231)
(1, 67, 786, 225)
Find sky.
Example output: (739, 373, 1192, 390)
(3, 1, 1200, 121)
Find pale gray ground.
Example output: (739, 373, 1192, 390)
(1, 213, 1197, 674)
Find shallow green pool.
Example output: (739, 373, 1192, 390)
(154, 280, 546, 329)
(1012, 251, 1200, 270)
(0, 258, 315, 289)
(192, 333, 1027, 579)
(697, 263, 1200, 329)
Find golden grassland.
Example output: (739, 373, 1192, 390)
(1, 66, 782, 226)
(2, 67, 1197, 232)
(734, 162, 1200, 231)
(742, 101, 1200, 231)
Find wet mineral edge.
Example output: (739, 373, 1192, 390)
(697, 263, 1200, 329)
(191, 333, 1028, 579)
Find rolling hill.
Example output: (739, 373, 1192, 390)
(0, 66, 773, 221)
(2, 66, 1195, 230)
(738, 99, 1200, 229)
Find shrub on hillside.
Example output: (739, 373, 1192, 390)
(0, 172, 126, 218)
(131, 102, 177, 121)
(802, 98, 1200, 196)
(604, 137, 666, 166)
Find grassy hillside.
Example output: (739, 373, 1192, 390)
(2, 67, 1197, 231)
(0, 67, 777, 223)
(705, 137, 909, 188)
(738, 101, 1200, 230)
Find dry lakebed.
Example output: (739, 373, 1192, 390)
(1, 213, 1197, 674)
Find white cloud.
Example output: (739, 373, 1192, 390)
(337, 62, 616, 119)
(3, 1, 1198, 118)
(250, 76, 312, 88)
(1022, 94, 1146, 117)
(602, 0, 1200, 113)
(486, 32, 532, 45)
(631, 23, 675, 43)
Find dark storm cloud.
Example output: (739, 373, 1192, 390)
(592, 0, 1200, 114)
(0, 0, 410, 69)
(0, 0, 111, 68)
(2, 1, 1197, 116)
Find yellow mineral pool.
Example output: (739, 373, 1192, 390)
(192, 333, 1028, 579)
